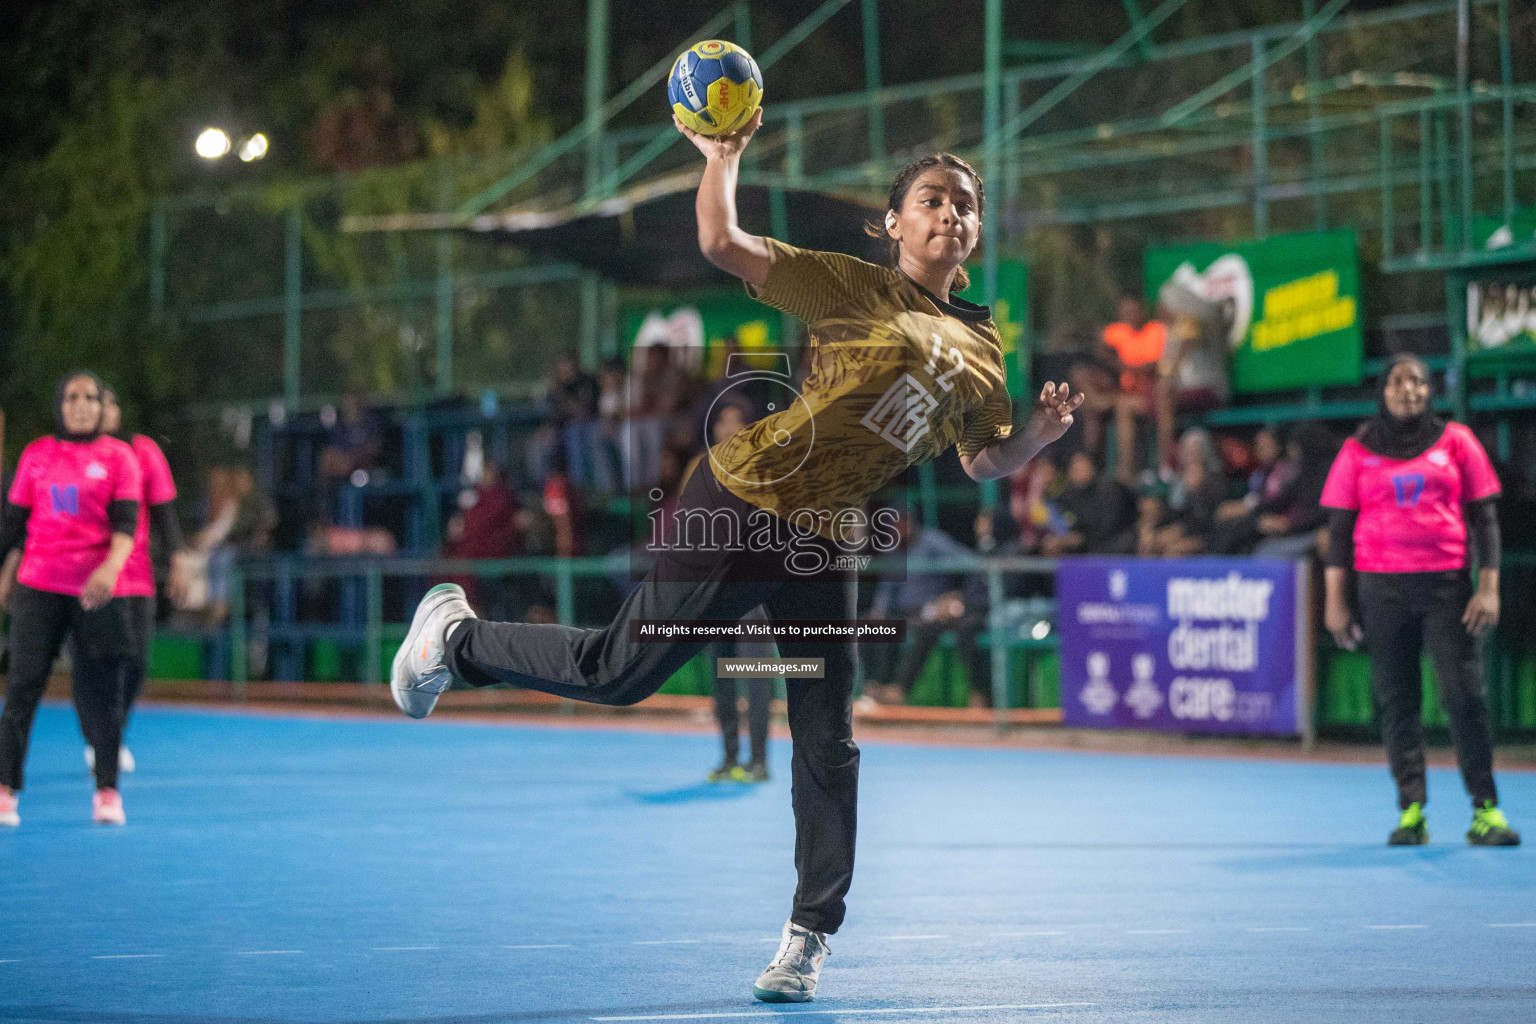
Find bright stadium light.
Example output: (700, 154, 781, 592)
(238, 133, 269, 162)
(195, 127, 231, 160)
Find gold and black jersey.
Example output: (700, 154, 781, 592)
(709, 238, 1012, 535)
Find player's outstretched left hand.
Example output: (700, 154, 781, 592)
(1023, 381, 1084, 449)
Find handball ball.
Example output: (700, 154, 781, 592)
(669, 40, 763, 136)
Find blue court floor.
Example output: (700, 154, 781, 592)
(1, 703, 1533, 1024)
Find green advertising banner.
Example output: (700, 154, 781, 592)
(958, 259, 1030, 398)
(620, 288, 786, 377)
(1145, 229, 1362, 394)
(1473, 205, 1536, 251)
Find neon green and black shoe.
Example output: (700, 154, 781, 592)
(1467, 801, 1521, 846)
(1388, 803, 1429, 846)
(707, 762, 739, 783)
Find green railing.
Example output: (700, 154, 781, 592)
(198, 549, 1536, 738)
(225, 552, 1059, 728)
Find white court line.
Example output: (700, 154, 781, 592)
(632, 939, 701, 946)
(591, 1003, 1096, 1021)
(1489, 923, 1536, 928)
(372, 946, 439, 951)
(1364, 925, 1427, 930)
(1246, 927, 1310, 932)
(93, 954, 164, 960)
(1125, 929, 1189, 935)
(505, 944, 575, 949)
(0, 960, 23, 964)
(233, 949, 304, 955)
(881, 935, 948, 941)
(999, 931, 1067, 937)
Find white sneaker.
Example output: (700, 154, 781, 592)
(391, 583, 475, 719)
(753, 919, 829, 1003)
(0, 788, 18, 827)
(84, 746, 134, 773)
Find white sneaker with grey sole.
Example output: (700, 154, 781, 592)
(391, 583, 475, 719)
(752, 919, 829, 1002)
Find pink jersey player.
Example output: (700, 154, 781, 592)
(8, 435, 142, 596)
(1320, 420, 1500, 573)
(114, 434, 178, 597)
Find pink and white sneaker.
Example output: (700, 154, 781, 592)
(0, 788, 18, 827)
(92, 788, 126, 826)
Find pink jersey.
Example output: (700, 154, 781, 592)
(115, 434, 178, 597)
(8, 435, 143, 597)
(1320, 422, 1500, 573)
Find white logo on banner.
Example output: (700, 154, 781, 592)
(1109, 570, 1128, 602)
(1080, 651, 1118, 715)
(1125, 653, 1163, 719)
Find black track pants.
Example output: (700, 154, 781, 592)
(0, 585, 132, 791)
(1358, 570, 1498, 809)
(446, 459, 860, 934)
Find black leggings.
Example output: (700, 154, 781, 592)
(1359, 570, 1497, 810)
(72, 595, 153, 740)
(0, 585, 134, 791)
(446, 458, 860, 934)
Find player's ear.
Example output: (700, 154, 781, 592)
(884, 209, 899, 239)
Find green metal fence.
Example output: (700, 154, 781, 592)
(193, 550, 1536, 739)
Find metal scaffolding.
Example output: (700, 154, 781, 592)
(154, 0, 1535, 414)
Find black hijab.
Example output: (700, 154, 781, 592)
(54, 370, 106, 443)
(1356, 354, 1445, 461)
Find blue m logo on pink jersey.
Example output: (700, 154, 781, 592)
(49, 484, 79, 516)
(1392, 472, 1425, 507)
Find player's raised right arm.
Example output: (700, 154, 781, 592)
(675, 109, 770, 288)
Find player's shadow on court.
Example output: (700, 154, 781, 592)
(623, 782, 760, 804)
(1223, 844, 1468, 872)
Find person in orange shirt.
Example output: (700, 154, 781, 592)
(1070, 295, 1166, 484)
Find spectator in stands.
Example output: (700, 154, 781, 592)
(866, 510, 990, 707)
(539, 449, 585, 558)
(1070, 296, 1166, 483)
(552, 353, 602, 487)
(596, 357, 629, 493)
(443, 462, 524, 619)
(1003, 459, 1070, 555)
(1154, 274, 1234, 475)
(528, 353, 600, 488)
(189, 467, 276, 626)
(1211, 426, 1293, 553)
(1139, 427, 1229, 556)
(1047, 451, 1138, 555)
(318, 392, 384, 485)
(626, 343, 689, 491)
(304, 518, 397, 557)
(1209, 425, 1337, 557)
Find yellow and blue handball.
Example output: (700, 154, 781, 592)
(668, 40, 763, 136)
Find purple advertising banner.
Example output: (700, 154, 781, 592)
(1058, 558, 1307, 737)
